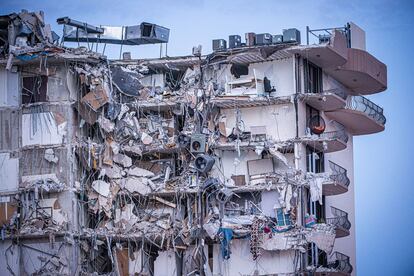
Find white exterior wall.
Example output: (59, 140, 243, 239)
(219, 103, 296, 142)
(298, 70, 357, 274)
(215, 57, 295, 97)
(0, 153, 19, 193)
(213, 239, 296, 276)
(325, 136, 356, 274)
(0, 69, 19, 107)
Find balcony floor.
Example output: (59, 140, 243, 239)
(303, 92, 346, 111)
(289, 44, 347, 69)
(302, 138, 347, 153)
(326, 109, 385, 135)
(323, 181, 348, 196)
(335, 226, 350, 238)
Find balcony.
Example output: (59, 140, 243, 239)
(289, 30, 348, 69)
(326, 207, 351, 238)
(323, 161, 350, 196)
(326, 48, 387, 95)
(302, 89, 347, 112)
(326, 96, 385, 135)
(302, 125, 349, 153)
(315, 252, 353, 276)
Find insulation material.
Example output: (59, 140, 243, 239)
(22, 112, 66, 146)
(305, 224, 336, 254)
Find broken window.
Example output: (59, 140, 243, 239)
(230, 64, 249, 78)
(21, 75, 48, 104)
(304, 59, 322, 93)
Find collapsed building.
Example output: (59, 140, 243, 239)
(0, 10, 387, 276)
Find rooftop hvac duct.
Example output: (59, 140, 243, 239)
(57, 17, 169, 45)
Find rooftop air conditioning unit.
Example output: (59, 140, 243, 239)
(229, 35, 242, 48)
(283, 28, 301, 44)
(256, 33, 272, 45)
(212, 39, 227, 51)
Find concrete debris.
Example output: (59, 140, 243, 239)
(141, 132, 153, 145)
(128, 167, 155, 177)
(44, 148, 59, 163)
(21, 174, 65, 192)
(113, 153, 132, 168)
(98, 115, 115, 133)
(92, 180, 111, 197)
(123, 176, 153, 195)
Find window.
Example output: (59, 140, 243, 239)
(306, 146, 326, 222)
(21, 75, 48, 104)
(306, 146, 324, 174)
(306, 104, 322, 135)
(304, 59, 322, 94)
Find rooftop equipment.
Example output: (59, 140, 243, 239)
(282, 28, 301, 44)
(57, 17, 169, 45)
(255, 33, 272, 45)
(212, 39, 227, 51)
(272, 35, 283, 44)
(229, 35, 242, 48)
(245, 32, 256, 46)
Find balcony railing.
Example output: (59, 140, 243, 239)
(346, 96, 386, 125)
(328, 161, 350, 188)
(327, 252, 353, 274)
(326, 206, 351, 230)
(319, 126, 349, 145)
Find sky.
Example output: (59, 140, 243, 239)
(1, 0, 414, 275)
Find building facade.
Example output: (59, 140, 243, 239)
(0, 11, 386, 276)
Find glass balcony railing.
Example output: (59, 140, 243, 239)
(328, 161, 350, 188)
(346, 96, 386, 125)
(326, 206, 351, 231)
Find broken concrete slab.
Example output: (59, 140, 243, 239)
(92, 180, 111, 197)
(128, 167, 155, 178)
(44, 148, 59, 163)
(113, 153, 132, 168)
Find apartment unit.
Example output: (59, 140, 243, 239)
(0, 10, 386, 276)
